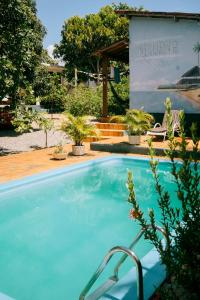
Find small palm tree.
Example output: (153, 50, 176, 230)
(61, 113, 99, 146)
(193, 42, 200, 72)
(111, 109, 154, 135)
(37, 113, 54, 148)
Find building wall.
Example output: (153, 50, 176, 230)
(129, 17, 200, 114)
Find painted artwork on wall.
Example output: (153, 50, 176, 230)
(129, 17, 200, 113)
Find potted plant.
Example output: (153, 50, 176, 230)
(61, 113, 99, 156)
(53, 143, 67, 160)
(111, 109, 154, 145)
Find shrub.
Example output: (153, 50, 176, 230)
(12, 105, 54, 148)
(108, 76, 129, 115)
(12, 104, 38, 133)
(63, 84, 102, 117)
(127, 99, 200, 298)
(40, 78, 69, 113)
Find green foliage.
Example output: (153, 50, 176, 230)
(54, 143, 65, 154)
(40, 74, 69, 112)
(193, 42, 200, 54)
(12, 104, 38, 133)
(0, 0, 45, 101)
(127, 99, 200, 297)
(37, 113, 54, 147)
(54, 3, 143, 80)
(17, 84, 36, 105)
(12, 105, 54, 147)
(64, 84, 102, 117)
(61, 113, 99, 146)
(111, 109, 154, 135)
(31, 50, 59, 101)
(63, 78, 129, 117)
(108, 76, 129, 115)
(193, 42, 200, 68)
(32, 65, 52, 99)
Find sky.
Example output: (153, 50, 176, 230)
(36, 0, 200, 53)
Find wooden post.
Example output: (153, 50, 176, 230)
(102, 57, 108, 118)
(96, 57, 100, 85)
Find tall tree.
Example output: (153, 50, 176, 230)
(54, 3, 144, 80)
(0, 0, 45, 102)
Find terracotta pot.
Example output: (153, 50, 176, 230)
(128, 135, 141, 145)
(72, 145, 85, 156)
(52, 152, 67, 160)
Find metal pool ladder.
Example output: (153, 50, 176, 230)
(79, 226, 166, 300)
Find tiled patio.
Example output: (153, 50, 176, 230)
(0, 136, 198, 184)
(90, 135, 198, 155)
(0, 143, 109, 183)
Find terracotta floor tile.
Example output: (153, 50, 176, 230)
(0, 137, 198, 184)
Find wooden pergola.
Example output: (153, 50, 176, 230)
(94, 40, 129, 117)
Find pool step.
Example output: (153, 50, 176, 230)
(85, 277, 117, 300)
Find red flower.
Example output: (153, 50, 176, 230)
(129, 209, 142, 220)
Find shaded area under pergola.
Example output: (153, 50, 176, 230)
(94, 40, 129, 117)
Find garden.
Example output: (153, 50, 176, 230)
(0, 1, 199, 300)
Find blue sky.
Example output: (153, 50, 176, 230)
(36, 0, 200, 49)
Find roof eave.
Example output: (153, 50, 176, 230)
(115, 10, 200, 21)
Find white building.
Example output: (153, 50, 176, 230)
(116, 11, 200, 114)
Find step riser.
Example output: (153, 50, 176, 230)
(84, 137, 106, 142)
(95, 123, 127, 130)
(100, 130, 124, 137)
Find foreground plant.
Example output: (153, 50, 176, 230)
(127, 99, 200, 298)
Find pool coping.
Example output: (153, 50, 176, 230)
(0, 155, 170, 299)
(0, 154, 173, 193)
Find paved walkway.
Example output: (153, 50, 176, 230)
(0, 136, 198, 184)
(0, 143, 110, 183)
(0, 129, 69, 154)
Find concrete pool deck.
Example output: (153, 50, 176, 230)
(90, 135, 198, 155)
(0, 136, 198, 183)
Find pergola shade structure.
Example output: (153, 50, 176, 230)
(94, 40, 129, 117)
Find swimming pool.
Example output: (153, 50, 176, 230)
(0, 156, 178, 300)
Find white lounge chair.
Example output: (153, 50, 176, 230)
(147, 110, 180, 141)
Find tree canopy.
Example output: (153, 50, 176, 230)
(0, 0, 45, 101)
(54, 3, 144, 80)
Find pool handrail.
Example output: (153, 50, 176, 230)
(79, 246, 143, 300)
(79, 225, 167, 300)
(113, 225, 167, 280)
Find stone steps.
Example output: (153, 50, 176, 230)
(95, 122, 126, 138)
(85, 122, 126, 142)
(95, 122, 127, 130)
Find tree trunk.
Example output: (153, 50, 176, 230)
(45, 130, 48, 148)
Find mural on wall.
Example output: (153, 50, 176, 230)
(130, 18, 200, 113)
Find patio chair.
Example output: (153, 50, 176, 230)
(147, 110, 180, 141)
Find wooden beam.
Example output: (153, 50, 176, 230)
(102, 57, 109, 117)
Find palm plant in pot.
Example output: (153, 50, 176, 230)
(111, 109, 154, 145)
(61, 113, 99, 155)
(53, 143, 67, 160)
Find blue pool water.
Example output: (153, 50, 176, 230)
(0, 156, 178, 300)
